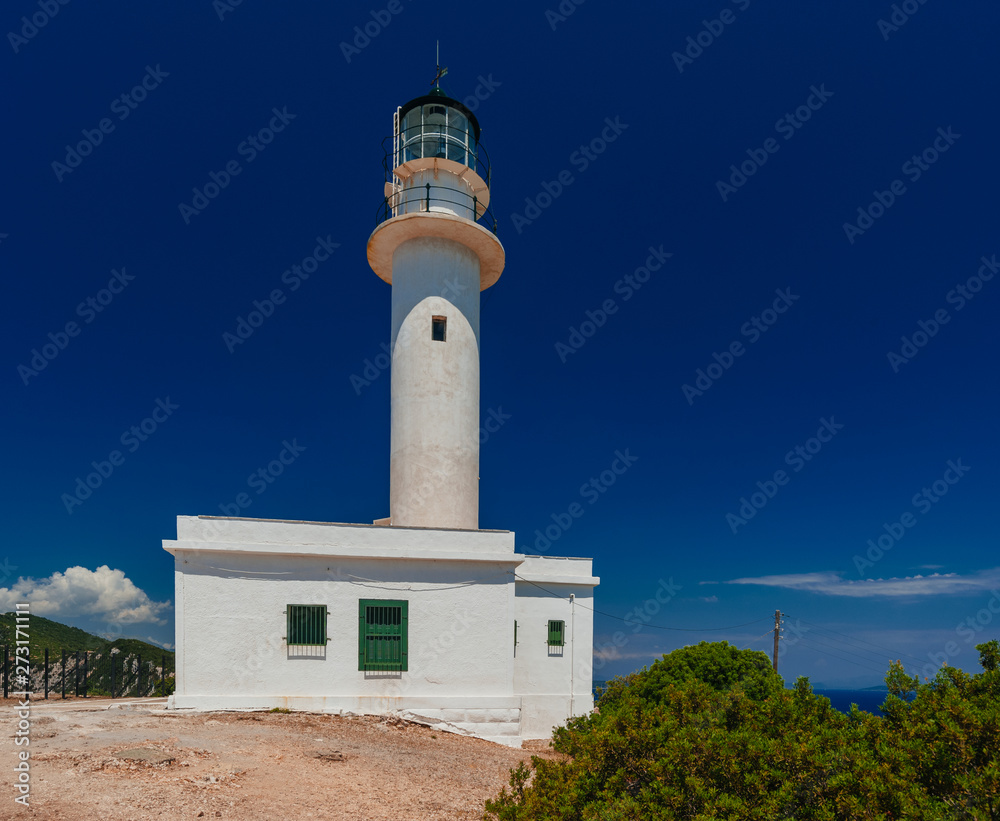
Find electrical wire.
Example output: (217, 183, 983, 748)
(344, 580, 494, 591)
(791, 632, 895, 671)
(791, 638, 889, 678)
(513, 574, 772, 632)
(337, 570, 504, 591)
(791, 617, 929, 668)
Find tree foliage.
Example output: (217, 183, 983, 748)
(485, 640, 1000, 820)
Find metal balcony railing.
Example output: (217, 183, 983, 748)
(375, 182, 499, 235)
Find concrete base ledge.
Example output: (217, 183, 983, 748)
(168, 694, 523, 746)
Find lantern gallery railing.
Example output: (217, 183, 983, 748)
(375, 183, 499, 235)
(380, 133, 493, 192)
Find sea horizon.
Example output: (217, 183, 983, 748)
(593, 682, 891, 717)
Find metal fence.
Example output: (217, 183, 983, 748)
(2, 647, 175, 699)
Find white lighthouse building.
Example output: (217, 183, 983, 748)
(164, 82, 598, 745)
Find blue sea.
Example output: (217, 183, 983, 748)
(813, 689, 889, 716)
(592, 683, 890, 717)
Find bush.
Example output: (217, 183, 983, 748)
(485, 640, 1000, 820)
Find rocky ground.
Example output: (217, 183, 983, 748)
(2, 697, 558, 820)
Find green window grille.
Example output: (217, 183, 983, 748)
(359, 599, 408, 671)
(286, 604, 327, 646)
(548, 619, 565, 647)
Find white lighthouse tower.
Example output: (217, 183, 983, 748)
(165, 76, 598, 747)
(367, 83, 504, 530)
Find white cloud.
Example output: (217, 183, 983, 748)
(718, 567, 1000, 598)
(0, 566, 170, 624)
(699, 595, 719, 603)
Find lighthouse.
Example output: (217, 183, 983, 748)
(367, 83, 504, 530)
(165, 76, 598, 747)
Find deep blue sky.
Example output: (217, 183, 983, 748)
(5, 1, 999, 687)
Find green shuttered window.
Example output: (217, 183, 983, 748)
(286, 604, 327, 646)
(359, 599, 408, 671)
(548, 619, 565, 647)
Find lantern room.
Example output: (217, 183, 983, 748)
(379, 87, 493, 228)
(399, 88, 480, 167)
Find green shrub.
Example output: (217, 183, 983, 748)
(486, 640, 1000, 820)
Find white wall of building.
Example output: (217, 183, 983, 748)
(514, 555, 598, 739)
(165, 516, 597, 745)
(389, 237, 482, 529)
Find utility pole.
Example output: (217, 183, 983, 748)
(772, 610, 781, 672)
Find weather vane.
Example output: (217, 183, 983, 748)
(431, 40, 448, 89)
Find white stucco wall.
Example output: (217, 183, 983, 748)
(174, 514, 513, 557)
(514, 555, 598, 739)
(172, 553, 512, 696)
(167, 517, 521, 742)
(165, 516, 597, 745)
(389, 238, 482, 530)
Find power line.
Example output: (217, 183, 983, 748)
(794, 632, 895, 672)
(509, 576, 921, 667)
(792, 637, 890, 678)
(513, 574, 772, 632)
(792, 617, 929, 668)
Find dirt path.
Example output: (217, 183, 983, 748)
(3, 698, 556, 820)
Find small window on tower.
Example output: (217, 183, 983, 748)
(432, 316, 447, 342)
